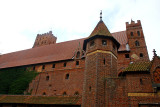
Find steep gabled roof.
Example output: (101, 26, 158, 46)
(89, 20, 112, 38)
(0, 38, 85, 69)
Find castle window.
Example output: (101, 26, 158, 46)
(63, 92, 67, 96)
(64, 62, 67, 67)
(125, 54, 130, 58)
(130, 32, 134, 36)
(113, 45, 116, 50)
(52, 64, 55, 68)
(135, 41, 140, 46)
(89, 86, 91, 92)
(137, 31, 140, 36)
(140, 53, 143, 57)
(76, 61, 79, 66)
(42, 65, 45, 70)
(140, 78, 143, 85)
(43, 92, 46, 95)
(76, 51, 80, 58)
(74, 91, 79, 96)
(33, 66, 35, 70)
(65, 73, 69, 79)
(103, 58, 105, 65)
(46, 76, 49, 81)
(90, 41, 95, 47)
(102, 40, 107, 45)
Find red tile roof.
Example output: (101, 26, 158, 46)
(0, 38, 85, 69)
(0, 31, 128, 69)
(0, 95, 81, 105)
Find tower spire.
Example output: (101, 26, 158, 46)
(100, 10, 102, 21)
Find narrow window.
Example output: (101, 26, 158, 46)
(76, 51, 80, 58)
(74, 91, 79, 96)
(113, 45, 116, 50)
(90, 41, 95, 47)
(130, 32, 134, 36)
(140, 53, 143, 57)
(33, 66, 35, 70)
(76, 61, 79, 66)
(63, 92, 67, 96)
(89, 86, 91, 92)
(140, 78, 143, 84)
(102, 40, 107, 45)
(125, 54, 130, 58)
(65, 74, 69, 79)
(103, 59, 105, 65)
(43, 92, 46, 95)
(46, 76, 49, 81)
(64, 62, 67, 67)
(52, 64, 55, 68)
(135, 41, 140, 46)
(42, 65, 45, 69)
(137, 31, 140, 36)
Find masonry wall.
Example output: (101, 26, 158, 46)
(28, 59, 85, 96)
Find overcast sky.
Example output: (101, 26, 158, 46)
(0, 0, 159, 60)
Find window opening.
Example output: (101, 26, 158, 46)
(89, 86, 91, 92)
(63, 92, 67, 96)
(102, 40, 107, 45)
(125, 54, 130, 58)
(46, 76, 49, 81)
(64, 62, 67, 67)
(52, 64, 55, 68)
(42, 65, 45, 69)
(65, 74, 69, 79)
(140, 53, 143, 57)
(103, 59, 105, 65)
(76, 61, 79, 65)
(135, 41, 140, 46)
(90, 41, 95, 47)
(137, 31, 140, 36)
(76, 51, 80, 58)
(140, 78, 143, 84)
(33, 66, 35, 70)
(74, 91, 79, 96)
(130, 32, 134, 36)
(43, 92, 46, 95)
(113, 45, 116, 50)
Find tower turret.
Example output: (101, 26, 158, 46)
(82, 13, 120, 107)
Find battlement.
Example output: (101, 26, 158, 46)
(126, 20, 141, 28)
(33, 31, 57, 48)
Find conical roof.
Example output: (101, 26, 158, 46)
(89, 20, 112, 38)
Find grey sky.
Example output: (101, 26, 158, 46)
(0, 0, 159, 60)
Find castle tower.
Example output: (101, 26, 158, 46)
(33, 31, 57, 48)
(126, 20, 149, 61)
(82, 13, 120, 107)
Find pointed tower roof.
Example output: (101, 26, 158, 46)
(89, 20, 112, 38)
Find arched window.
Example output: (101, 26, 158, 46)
(65, 74, 69, 79)
(130, 32, 134, 36)
(103, 58, 105, 65)
(43, 92, 46, 95)
(42, 65, 45, 70)
(137, 31, 140, 36)
(76, 51, 80, 58)
(102, 40, 107, 45)
(74, 91, 79, 96)
(135, 41, 140, 46)
(63, 92, 67, 96)
(76, 61, 79, 66)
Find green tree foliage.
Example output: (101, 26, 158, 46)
(0, 67, 38, 95)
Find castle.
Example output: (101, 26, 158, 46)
(0, 14, 160, 107)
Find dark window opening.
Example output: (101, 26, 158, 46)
(76, 61, 79, 65)
(137, 31, 140, 36)
(130, 32, 134, 36)
(89, 86, 91, 92)
(135, 41, 140, 46)
(42, 65, 45, 69)
(74, 91, 79, 96)
(52, 64, 55, 68)
(125, 54, 130, 58)
(140, 78, 143, 84)
(76, 51, 80, 58)
(65, 74, 69, 79)
(103, 59, 105, 65)
(140, 53, 143, 57)
(63, 92, 67, 96)
(46, 76, 49, 81)
(33, 66, 35, 70)
(113, 45, 116, 50)
(90, 41, 95, 47)
(43, 92, 46, 95)
(102, 40, 107, 45)
(64, 62, 67, 67)
(49, 84, 52, 87)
